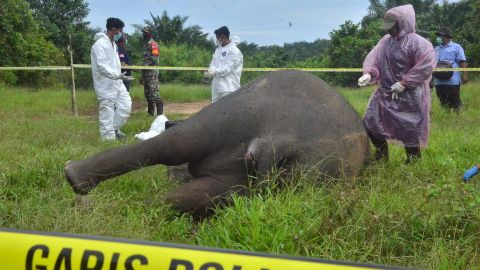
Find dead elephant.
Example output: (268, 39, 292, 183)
(65, 70, 369, 216)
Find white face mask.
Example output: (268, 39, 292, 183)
(215, 39, 222, 46)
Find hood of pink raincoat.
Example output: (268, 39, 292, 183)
(385, 4, 416, 37)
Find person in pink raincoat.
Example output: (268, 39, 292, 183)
(357, 4, 436, 164)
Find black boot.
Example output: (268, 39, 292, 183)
(375, 143, 389, 161)
(405, 147, 421, 164)
(147, 102, 155, 116)
(366, 129, 388, 161)
(156, 100, 164, 116)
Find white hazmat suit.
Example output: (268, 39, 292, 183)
(208, 39, 243, 102)
(91, 33, 132, 140)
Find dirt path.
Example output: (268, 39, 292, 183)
(80, 100, 210, 119)
(164, 101, 210, 115)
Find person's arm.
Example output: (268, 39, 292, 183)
(208, 51, 216, 70)
(460, 61, 468, 84)
(362, 35, 389, 83)
(213, 49, 242, 77)
(401, 38, 435, 89)
(94, 43, 119, 80)
(456, 45, 467, 84)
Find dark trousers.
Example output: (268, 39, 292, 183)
(123, 80, 130, 92)
(435, 84, 462, 111)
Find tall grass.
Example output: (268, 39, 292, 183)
(0, 81, 479, 269)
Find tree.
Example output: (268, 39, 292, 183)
(365, 0, 436, 20)
(26, 0, 93, 64)
(322, 20, 383, 86)
(0, 0, 64, 86)
(134, 11, 213, 50)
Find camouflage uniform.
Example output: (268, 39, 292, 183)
(142, 36, 163, 116)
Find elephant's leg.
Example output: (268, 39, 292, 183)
(245, 136, 294, 177)
(65, 121, 215, 195)
(165, 176, 241, 216)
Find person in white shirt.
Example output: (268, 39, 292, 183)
(204, 26, 243, 103)
(91, 18, 133, 141)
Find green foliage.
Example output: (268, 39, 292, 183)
(2, 0, 480, 87)
(25, 0, 96, 89)
(125, 38, 213, 84)
(322, 20, 382, 86)
(26, 0, 93, 64)
(0, 0, 64, 87)
(134, 11, 214, 51)
(324, 0, 480, 86)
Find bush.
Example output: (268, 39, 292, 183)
(0, 0, 64, 87)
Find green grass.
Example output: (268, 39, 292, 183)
(1, 82, 480, 269)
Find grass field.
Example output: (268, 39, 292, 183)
(1, 80, 479, 269)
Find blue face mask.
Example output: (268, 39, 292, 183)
(114, 32, 123, 41)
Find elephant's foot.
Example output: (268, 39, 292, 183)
(64, 160, 100, 195)
(165, 176, 232, 216)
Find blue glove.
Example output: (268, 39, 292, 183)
(463, 166, 479, 182)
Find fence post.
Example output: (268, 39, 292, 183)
(68, 34, 78, 117)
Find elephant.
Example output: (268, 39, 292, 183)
(65, 70, 369, 216)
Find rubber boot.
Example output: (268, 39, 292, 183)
(375, 143, 389, 161)
(147, 102, 155, 116)
(366, 129, 388, 161)
(405, 147, 421, 164)
(156, 100, 164, 116)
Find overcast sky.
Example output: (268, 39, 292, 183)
(85, 0, 371, 46)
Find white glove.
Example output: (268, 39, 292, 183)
(203, 68, 216, 79)
(390, 82, 406, 100)
(358, 74, 372, 87)
(118, 72, 134, 81)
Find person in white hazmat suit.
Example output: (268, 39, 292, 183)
(91, 18, 133, 141)
(204, 26, 243, 103)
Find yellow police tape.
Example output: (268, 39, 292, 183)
(0, 228, 399, 270)
(0, 65, 479, 72)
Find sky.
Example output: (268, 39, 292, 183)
(85, 0, 371, 46)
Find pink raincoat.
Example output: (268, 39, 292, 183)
(362, 4, 435, 148)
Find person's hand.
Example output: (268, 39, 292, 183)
(463, 166, 479, 182)
(462, 74, 468, 84)
(357, 74, 372, 87)
(390, 82, 405, 100)
(118, 72, 134, 81)
(203, 68, 216, 79)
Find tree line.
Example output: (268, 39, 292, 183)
(0, 0, 478, 88)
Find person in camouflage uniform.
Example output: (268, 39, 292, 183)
(141, 26, 163, 116)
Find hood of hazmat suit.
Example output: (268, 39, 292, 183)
(231, 35, 241, 45)
(209, 40, 243, 102)
(91, 33, 128, 99)
(362, 4, 435, 148)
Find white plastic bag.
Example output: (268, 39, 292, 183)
(134, 115, 169, 140)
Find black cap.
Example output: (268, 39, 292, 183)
(436, 27, 452, 38)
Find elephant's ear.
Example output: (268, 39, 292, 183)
(244, 136, 295, 177)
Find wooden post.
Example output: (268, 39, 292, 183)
(68, 34, 78, 116)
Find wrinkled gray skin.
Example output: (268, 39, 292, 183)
(65, 71, 369, 216)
